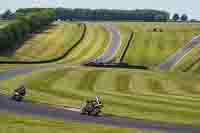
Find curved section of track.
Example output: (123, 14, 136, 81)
(159, 35, 200, 70)
(90, 24, 120, 63)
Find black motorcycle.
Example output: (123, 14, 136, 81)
(11, 86, 26, 102)
(81, 96, 103, 116)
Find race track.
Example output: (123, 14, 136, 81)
(159, 35, 200, 70)
(90, 24, 121, 63)
(0, 24, 200, 133)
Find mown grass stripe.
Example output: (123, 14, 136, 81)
(64, 24, 109, 64)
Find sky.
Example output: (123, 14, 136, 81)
(0, 0, 199, 19)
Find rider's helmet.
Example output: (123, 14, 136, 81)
(20, 85, 25, 90)
(19, 85, 26, 94)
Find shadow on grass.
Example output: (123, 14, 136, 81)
(84, 63, 149, 70)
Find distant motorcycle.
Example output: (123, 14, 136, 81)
(81, 96, 103, 116)
(11, 85, 26, 102)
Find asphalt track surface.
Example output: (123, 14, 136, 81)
(90, 24, 121, 63)
(159, 35, 200, 70)
(0, 24, 200, 133)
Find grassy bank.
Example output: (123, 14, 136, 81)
(62, 24, 109, 64)
(0, 20, 11, 28)
(0, 22, 84, 71)
(189, 60, 200, 73)
(9, 22, 84, 61)
(0, 23, 109, 71)
(115, 22, 200, 67)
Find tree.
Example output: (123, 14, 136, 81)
(1, 9, 14, 20)
(181, 14, 188, 21)
(172, 13, 179, 21)
(0, 8, 56, 52)
(18, 8, 170, 22)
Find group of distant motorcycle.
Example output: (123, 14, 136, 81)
(11, 86, 104, 116)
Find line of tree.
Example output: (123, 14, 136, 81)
(0, 9, 56, 52)
(16, 8, 170, 22)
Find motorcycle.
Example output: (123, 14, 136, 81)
(80, 96, 103, 116)
(11, 91, 24, 102)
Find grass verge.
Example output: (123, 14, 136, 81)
(0, 112, 162, 133)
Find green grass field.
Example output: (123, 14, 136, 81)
(116, 22, 200, 32)
(0, 22, 84, 72)
(0, 112, 162, 133)
(0, 22, 109, 69)
(0, 20, 14, 29)
(0, 22, 84, 61)
(1, 67, 200, 126)
(115, 22, 200, 67)
(0, 22, 110, 72)
(0, 25, 5, 28)
(61, 23, 109, 64)
(189, 60, 200, 72)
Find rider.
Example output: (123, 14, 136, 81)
(87, 96, 102, 107)
(14, 85, 26, 96)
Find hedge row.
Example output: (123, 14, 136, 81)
(0, 9, 56, 52)
(17, 8, 170, 22)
